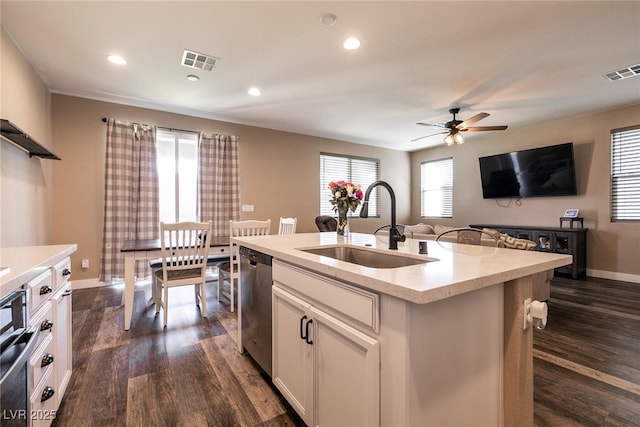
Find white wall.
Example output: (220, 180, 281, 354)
(1, 27, 53, 247)
(410, 103, 640, 282)
(50, 94, 411, 281)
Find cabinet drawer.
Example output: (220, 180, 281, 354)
(30, 366, 57, 427)
(53, 257, 72, 290)
(30, 301, 54, 351)
(273, 261, 379, 333)
(30, 333, 55, 389)
(28, 269, 54, 313)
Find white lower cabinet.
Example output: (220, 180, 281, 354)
(272, 286, 313, 422)
(52, 281, 72, 407)
(25, 255, 73, 427)
(272, 264, 380, 427)
(310, 305, 380, 427)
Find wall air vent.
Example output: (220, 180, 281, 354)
(0, 119, 61, 160)
(181, 49, 219, 71)
(603, 64, 640, 81)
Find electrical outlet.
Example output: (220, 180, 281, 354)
(81, 259, 89, 269)
(242, 204, 254, 212)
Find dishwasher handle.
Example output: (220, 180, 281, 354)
(239, 247, 272, 266)
(0, 327, 40, 387)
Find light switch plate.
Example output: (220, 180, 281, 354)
(242, 204, 254, 212)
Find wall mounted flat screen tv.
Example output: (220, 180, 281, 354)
(479, 142, 577, 199)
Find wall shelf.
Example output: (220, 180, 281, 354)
(0, 119, 61, 160)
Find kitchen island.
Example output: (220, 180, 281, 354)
(232, 232, 571, 427)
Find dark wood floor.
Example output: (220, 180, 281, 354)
(52, 275, 305, 427)
(52, 274, 639, 426)
(533, 275, 640, 426)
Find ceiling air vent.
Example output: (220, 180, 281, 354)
(603, 64, 640, 81)
(181, 49, 219, 71)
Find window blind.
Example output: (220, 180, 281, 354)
(421, 157, 453, 218)
(320, 153, 380, 217)
(611, 125, 640, 221)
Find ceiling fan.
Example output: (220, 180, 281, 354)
(412, 108, 508, 145)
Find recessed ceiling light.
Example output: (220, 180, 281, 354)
(343, 37, 360, 50)
(248, 87, 261, 96)
(107, 54, 126, 65)
(321, 13, 337, 26)
(186, 74, 199, 82)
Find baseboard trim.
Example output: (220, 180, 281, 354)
(71, 278, 106, 290)
(586, 269, 640, 284)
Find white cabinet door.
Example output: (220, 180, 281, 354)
(51, 281, 72, 407)
(272, 285, 313, 425)
(311, 306, 380, 427)
(273, 284, 380, 427)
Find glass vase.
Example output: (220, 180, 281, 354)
(336, 206, 349, 237)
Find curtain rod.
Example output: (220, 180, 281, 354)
(101, 117, 197, 135)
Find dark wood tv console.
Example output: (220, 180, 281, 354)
(470, 224, 587, 279)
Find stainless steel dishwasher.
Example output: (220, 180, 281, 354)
(239, 246, 273, 377)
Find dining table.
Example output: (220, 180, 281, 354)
(120, 236, 229, 330)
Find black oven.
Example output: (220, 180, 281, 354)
(1, 289, 39, 427)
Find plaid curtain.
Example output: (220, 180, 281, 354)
(198, 133, 240, 236)
(99, 119, 159, 281)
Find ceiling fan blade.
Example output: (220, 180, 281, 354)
(411, 130, 447, 142)
(458, 112, 489, 129)
(416, 121, 446, 128)
(463, 125, 508, 132)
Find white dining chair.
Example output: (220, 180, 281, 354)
(154, 221, 212, 327)
(278, 217, 297, 235)
(218, 219, 271, 311)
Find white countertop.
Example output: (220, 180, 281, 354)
(232, 232, 572, 304)
(0, 244, 78, 299)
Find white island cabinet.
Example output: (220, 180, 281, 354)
(1, 244, 77, 427)
(232, 233, 571, 427)
(272, 262, 380, 427)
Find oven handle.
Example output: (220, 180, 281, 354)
(0, 326, 40, 387)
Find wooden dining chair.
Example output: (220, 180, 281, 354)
(154, 221, 212, 327)
(278, 217, 297, 235)
(218, 219, 271, 312)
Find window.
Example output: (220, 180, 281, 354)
(611, 125, 640, 221)
(320, 153, 380, 217)
(421, 157, 453, 218)
(156, 128, 199, 223)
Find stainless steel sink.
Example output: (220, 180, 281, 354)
(299, 245, 430, 269)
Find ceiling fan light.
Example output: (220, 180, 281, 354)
(444, 134, 455, 146)
(453, 133, 464, 145)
